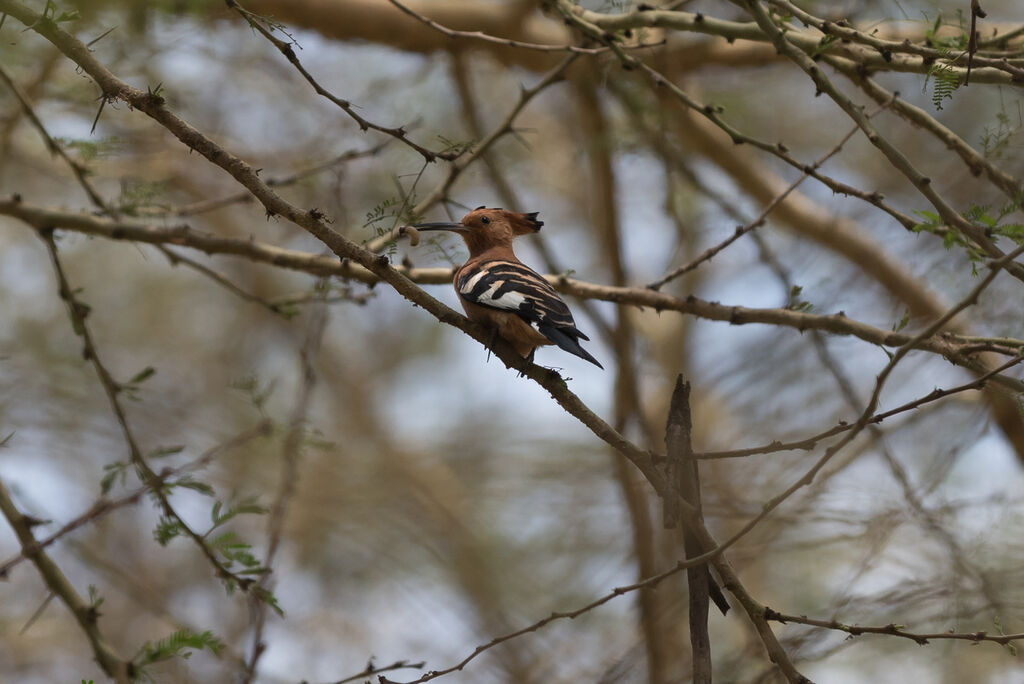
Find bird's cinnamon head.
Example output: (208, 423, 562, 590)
(414, 207, 542, 257)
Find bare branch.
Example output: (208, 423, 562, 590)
(228, 0, 456, 162)
(0, 423, 272, 578)
(764, 608, 1024, 647)
(0, 477, 132, 683)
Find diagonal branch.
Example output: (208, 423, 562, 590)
(0, 422, 272, 578)
(0, 476, 132, 683)
(37, 231, 266, 592)
(646, 100, 891, 290)
(744, 0, 1024, 285)
(228, 0, 457, 162)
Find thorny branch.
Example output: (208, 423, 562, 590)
(646, 100, 892, 290)
(37, 230, 269, 593)
(3, 199, 1022, 393)
(227, 0, 457, 162)
(764, 608, 1024, 647)
(0, 476, 133, 683)
(0, 422, 272, 578)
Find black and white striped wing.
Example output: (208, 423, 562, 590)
(458, 260, 579, 331)
(458, 260, 602, 368)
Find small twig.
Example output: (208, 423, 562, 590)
(227, 0, 454, 162)
(158, 245, 293, 316)
(387, 0, 662, 55)
(410, 52, 579, 215)
(695, 352, 1024, 460)
(764, 608, 1024, 646)
(0, 422, 271, 578)
(646, 100, 891, 290)
(0, 476, 132, 683)
(19, 591, 55, 635)
(322, 658, 426, 684)
(966, 1, 988, 85)
(0, 62, 110, 210)
(38, 231, 265, 592)
(268, 287, 374, 309)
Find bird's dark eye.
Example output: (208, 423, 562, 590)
(481, 216, 490, 225)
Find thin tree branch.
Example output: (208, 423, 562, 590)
(38, 230, 265, 592)
(227, 0, 457, 162)
(695, 353, 1024, 460)
(157, 245, 293, 316)
(841, 74, 1021, 200)
(0, 422, 272, 578)
(744, 0, 1024, 285)
(164, 142, 391, 217)
(410, 52, 579, 216)
(0, 476, 133, 683)
(557, 1, 1024, 84)
(387, 0, 652, 55)
(324, 658, 426, 684)
(764, 608, 1024, 646)
(646, 100, 891, 290)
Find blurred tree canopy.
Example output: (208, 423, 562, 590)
(1, 0, 1023, 683)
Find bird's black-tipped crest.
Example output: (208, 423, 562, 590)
(523, 211, 543, 231)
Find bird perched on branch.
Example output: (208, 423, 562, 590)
(414, 207, 602, 369)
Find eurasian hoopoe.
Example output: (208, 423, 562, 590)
(415, 207, 603, 369)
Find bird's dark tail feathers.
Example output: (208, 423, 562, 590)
(538, 323, 603, 369)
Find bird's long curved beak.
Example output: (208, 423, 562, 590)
(413, 221, 465, 232)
